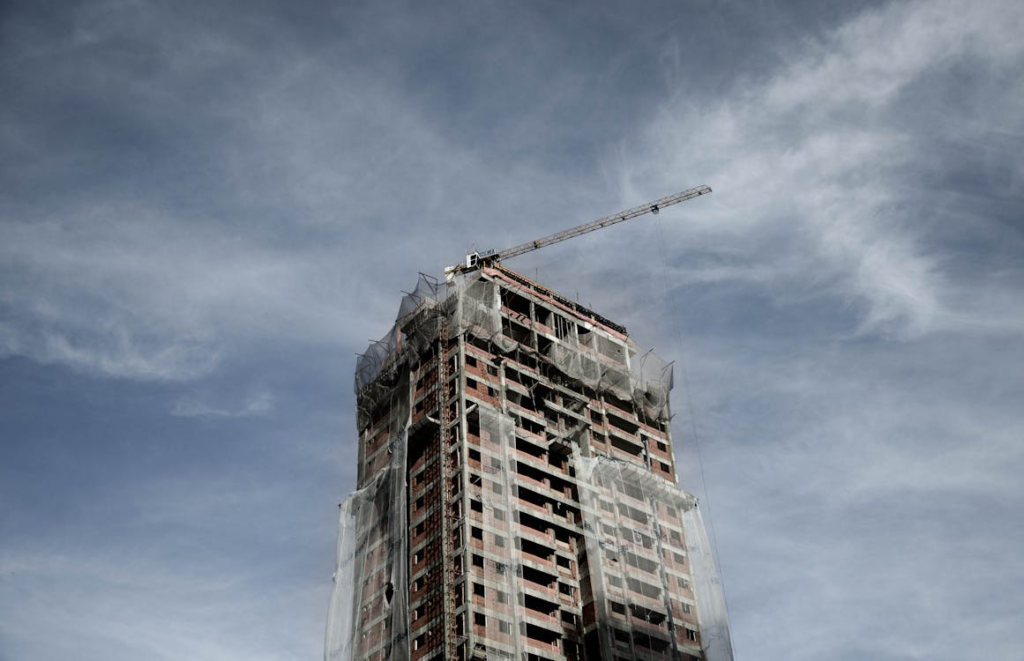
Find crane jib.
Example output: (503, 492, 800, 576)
(445, 184, 711, 278)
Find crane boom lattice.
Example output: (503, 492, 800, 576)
(501, 184, 711, 261)
(446, 184, 712, 278)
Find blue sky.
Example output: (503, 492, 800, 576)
(2, 0, 1023, 659)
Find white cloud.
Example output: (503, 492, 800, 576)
(171, 390, 274, 419)
(667, 322, 1024, 660)
(0, 1, 607, 382)
(588, 5, 1024, 657)
(0, 211, 340, 380)
(0, 547, 323, 661)
(610, 0, 1024, 340)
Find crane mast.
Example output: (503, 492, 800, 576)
(445, 184, 711, 280)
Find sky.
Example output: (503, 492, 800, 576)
(1, 0, 1022, 659)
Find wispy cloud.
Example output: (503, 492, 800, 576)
(0, 536, 323, 661)
(172, 390, 274, 419)
(2, 1, 1022, 660)
(0, 210, 329, 380)
(606, 0, 1024, 340)
(0, 0, 609, 382)
(577, 2, 1024, 658)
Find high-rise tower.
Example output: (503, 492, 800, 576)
(326, 264, 731, 661)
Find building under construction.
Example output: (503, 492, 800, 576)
(325, 187, 732, 661)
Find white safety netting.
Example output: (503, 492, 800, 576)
(575, 449, 732, 661)
(325, 422, 410, 661)
(357, 271, 673, 421)
(468, 407, 527, 659)
(683, 506, 734, 661)
(355, 324, 401, 394)
(546, 332, 606, 390)
(355, 274, 508, 395)
(628, 347, 674, 421)
(543, 332, 673, 421)
(451, 278, 518, 353)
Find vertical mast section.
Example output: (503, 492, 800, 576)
(438, 313, 458, 659)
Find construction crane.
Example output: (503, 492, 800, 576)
(444, 184, 712, 281)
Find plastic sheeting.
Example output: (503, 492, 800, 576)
(357, 270, 674, 421)
(452, 278, 501, 346)
(355, 324, 402, 394)
(326, 416, 410, 660)
(469, 407, 527, 659)
(355, 274, 449, 395)
(682, 507, 734, 661)
(576, 450, 732, 661)
(628, 347, 674, 422)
